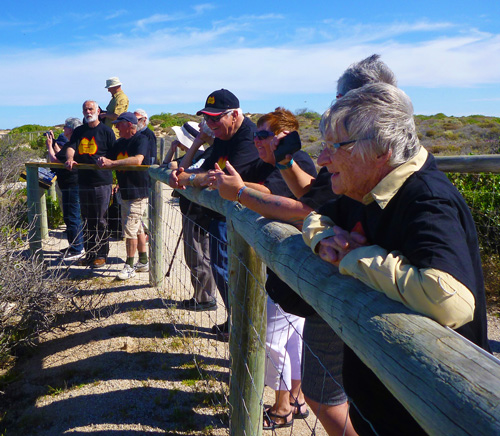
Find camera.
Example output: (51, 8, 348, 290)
(274, 130, 301, 162)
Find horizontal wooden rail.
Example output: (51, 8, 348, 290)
(435, 155, 500, 173)
(26, 162, 151, 171)
(149, 166, 500, 436)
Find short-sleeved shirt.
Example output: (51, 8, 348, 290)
(261, 150, 317, 198)
(200, 117, 260, 181)
(200, 117, 260, 219)
(51, 134, 76, 189)
(263, 149, 318, 317)
(105, 90, 129, 138)
(54, 142, 78, 188)
(140, 127, 157, 165)
(109, 132, 151, 200)
(67, 122, 115, 187)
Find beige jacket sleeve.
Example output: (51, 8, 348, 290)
(302, 211, 336, 253)
(339, 245, 475, 329)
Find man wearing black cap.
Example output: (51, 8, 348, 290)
(66, 100, 115, 268)
(169, 89, 261, 338)
(98, 112, 151, 281)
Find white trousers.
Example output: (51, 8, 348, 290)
(265, 297, 305, 391)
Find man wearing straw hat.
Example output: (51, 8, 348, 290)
(101, 76, 129, 139)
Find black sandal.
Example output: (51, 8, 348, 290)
(263, 407, 294, 430)
(290, 400, 309, 419)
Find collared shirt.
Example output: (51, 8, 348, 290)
(302, 146, 483, 334)
(105, 90, 129, 139)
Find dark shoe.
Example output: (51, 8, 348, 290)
(91, 257, 106, 268)
(179, 298, 217, 312)
(216, 331, 229, 342)
(263, 407, 293, 430)
(290, 400, 309, 419)
(211, 320, 229, 334)
(77, 256, 93, 267)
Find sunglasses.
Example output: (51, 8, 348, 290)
(253, 130, 275, 140)
(203, 110, 232, 123)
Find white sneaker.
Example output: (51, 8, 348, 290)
(62, 249, 85, 261)
(117, 264, 136, 280)
(134, 261, 149, 272)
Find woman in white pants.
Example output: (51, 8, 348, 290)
(264, 297, 308, 428)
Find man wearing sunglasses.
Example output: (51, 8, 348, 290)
(169, 88, 263, 340)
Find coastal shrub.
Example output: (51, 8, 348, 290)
(150, 113, 192, 129)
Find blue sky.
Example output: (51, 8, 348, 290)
(1, 1, 499, 129)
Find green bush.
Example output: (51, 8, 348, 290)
(447, 172, 500, 255)
(149, 113, 191, 129)
(46, 195, 64, 228)
(9, 124, 49, 135)
(295, 108, 321, 121)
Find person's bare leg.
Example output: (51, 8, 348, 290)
(137, 232, 147, 254)
(264, 390, 292, 427)
(126, 238, 137, 258)
(305, 396, 358, 436)
(289, 379, 308, 415)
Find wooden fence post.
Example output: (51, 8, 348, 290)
(149, 177, 166, 286)
(26, 165, 44, 260)
(159, 138, 165, 164)
(227, 217, 266, 436)
(39, 186, 48, 240)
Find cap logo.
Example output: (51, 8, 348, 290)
(207, 96, 215, 104)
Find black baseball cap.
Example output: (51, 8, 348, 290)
(196, 89, 240, 115)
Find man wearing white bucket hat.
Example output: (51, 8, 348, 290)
(101, 76, 129, 139)
(163, 121, 207, 169)
(162, 122, 216, 311)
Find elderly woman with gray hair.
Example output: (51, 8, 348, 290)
(46, 117, 85, 260)
(302, 82, 490, 435)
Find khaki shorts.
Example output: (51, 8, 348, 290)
(120, 197, 148, 239)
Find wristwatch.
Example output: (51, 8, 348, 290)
(188, 173, 196, 186)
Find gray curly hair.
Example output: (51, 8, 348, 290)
(320, 83, 420, 167)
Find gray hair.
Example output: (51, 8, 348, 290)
(64, 117, 82, 130)
(82, 100, 99, 110)
(134, 108, 149, 123)
(336, 54, 397, 97)
(320, 83, 420, 167)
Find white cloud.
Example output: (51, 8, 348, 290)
(1, 18, 499, 121)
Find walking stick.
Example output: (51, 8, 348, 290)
(165, 201, 193, 278)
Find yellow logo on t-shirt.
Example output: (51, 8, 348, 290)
(207, 96, 215, 104)
(78, 137, 98, 155)
(217, 156, 227, 170)
(117, 151, 129, 160)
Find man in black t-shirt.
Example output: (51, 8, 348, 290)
(66, 100, 115, 268)
(168, 89, 261, 338)
(134, 109, 157, 164)
(98, 112, 151, 281)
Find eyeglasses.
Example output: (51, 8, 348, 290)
(203, 110, 232, 123)
(253, 130, 275, 140)
(321, 139, 361, 154)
